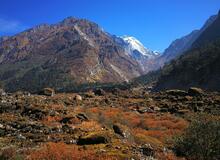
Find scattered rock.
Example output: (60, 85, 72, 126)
(188, 87, 204, 96)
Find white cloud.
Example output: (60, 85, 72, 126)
(0, 18, 27, 34)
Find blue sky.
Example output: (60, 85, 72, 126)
(0, 0, 219, 52)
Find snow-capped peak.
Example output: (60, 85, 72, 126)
(121, 36, 158, 57)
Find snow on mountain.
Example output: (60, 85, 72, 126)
(121, 36, 159, 58)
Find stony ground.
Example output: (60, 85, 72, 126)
(0, 87, 219, 160)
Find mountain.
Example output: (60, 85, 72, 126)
(158, 14, 218, 66)
(0, 17, 145, 92)
(121, 36, 159, 58)
(154, 12, 220, 91)
(112, 35, 160, 72)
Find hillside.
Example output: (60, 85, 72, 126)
(154, 13, 220, 91)
(157, 14, 217, 67)
(0, 17, 144, 92)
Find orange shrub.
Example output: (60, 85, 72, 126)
(28, 142, 118, 160)
(103, 108, 121, 118)
(79, 120, 102, 131)
(89, 107, 101, 114)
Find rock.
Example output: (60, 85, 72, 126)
(166, 90, 188, 96)
(74, 95, 82, 101)
(76, 113, 89, 121)
(188, 87, 204, 96)
(77, 132, 110, 145)
(140, 144, 154, 156)
(60, 117, 74, 124)
(42, 88, 55, 96)
(93, 88, 105, 96)
(16, 134, 26, 140)
(153, 106, 161, 112)
(185, 96, 193, 101)
(113, 124, 131, 138)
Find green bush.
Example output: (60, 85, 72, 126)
(173, 115, 220, 160)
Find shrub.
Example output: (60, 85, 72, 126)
(28, 142, 118, 160)
(173, 115, 220, 160)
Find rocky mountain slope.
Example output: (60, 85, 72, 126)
(157, 14, 217, 67)
(154, 12, 220, 91)
(0, 17, 146, 92)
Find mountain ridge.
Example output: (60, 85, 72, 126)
(0, 17, 145, 92)
(154, 12, 220, 91)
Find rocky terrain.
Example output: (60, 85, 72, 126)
(0, 87, 219, 159)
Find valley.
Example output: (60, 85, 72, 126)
(0, 3, 220, 160)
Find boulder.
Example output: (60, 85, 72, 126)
(188, 87, 204, 96)
(77, 132, 110, 145)
(42, 88, 55, 96)
(113, 124, 131, 138)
